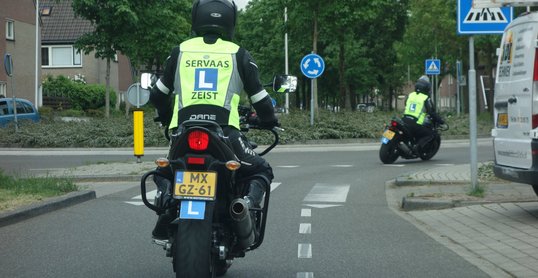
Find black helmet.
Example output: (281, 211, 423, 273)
(415, 75, 431, 94)
(191, 0, 237, 40)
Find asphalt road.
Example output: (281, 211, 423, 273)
(0, 140, 495, 277)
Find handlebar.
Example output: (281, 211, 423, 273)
(437, 123, 449, 132)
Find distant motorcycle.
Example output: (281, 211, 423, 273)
(379, 117, 448, 164)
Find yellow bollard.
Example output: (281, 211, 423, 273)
(133, 110, 144, 162)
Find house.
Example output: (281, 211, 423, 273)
(40, 0, 133, 105)
(0, 0, 40, 104)
(1, 0, 133, 108)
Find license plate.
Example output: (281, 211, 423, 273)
(382, 129, 395, 140)
(497, 113, 508, 128)
(174, 171, 217, 200)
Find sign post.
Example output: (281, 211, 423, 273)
(457, 0, 512, 191)
(425, 59, 441, 106)
(300, 53, 325, 126)
(3, 53, 18, 132)
(126, 83, 150, 163)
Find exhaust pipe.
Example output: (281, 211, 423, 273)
(230, 198, 255, 249)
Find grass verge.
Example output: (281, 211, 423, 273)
(0, 171, 78, 212)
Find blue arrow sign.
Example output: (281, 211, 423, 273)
(457, 0, 512, 35)
(300, 54, 325, 79)
(425, 59, 441, 75)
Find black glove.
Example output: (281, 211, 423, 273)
(437, 118, 445, 125)
(259, 119, 280, 129)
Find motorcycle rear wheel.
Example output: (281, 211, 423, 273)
(379, 140, 399, 164)
(174, 217, 214, 278)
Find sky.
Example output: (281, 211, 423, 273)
(234, 0, 250, 10)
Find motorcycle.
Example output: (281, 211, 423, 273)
(379, 116, 448, 164)
(138, 73, 297, 278)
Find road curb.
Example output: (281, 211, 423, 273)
(394, 177, 468, 186)
(401, 197, 454, 211)
(0, 190, 96, 228)
(71, 175, 141, 182)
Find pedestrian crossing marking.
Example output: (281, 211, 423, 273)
(303, 184, 350, 203)
(464, 8, 507, 24)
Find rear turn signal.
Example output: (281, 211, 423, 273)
(155, 158, 170, 168)
(188, 130, 209, 151)
(225, 160, 241, 171)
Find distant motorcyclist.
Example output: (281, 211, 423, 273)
(148, 0, 278, 239)
(402, 75, 444, 153)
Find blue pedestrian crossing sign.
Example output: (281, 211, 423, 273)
(457, 0, 512, 34)
(301, 53, 325, 79)
(425, 59, 441, 75)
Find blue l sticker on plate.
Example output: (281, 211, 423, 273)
(179, 200, 206, 220)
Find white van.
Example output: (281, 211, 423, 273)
(492, 10, 538, 195)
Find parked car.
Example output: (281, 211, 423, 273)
(0, 98, 40, 127)
(491, 11, 538, 196)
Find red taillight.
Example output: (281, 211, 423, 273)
(534, 49, 538, 81)
(188, 130, 209, 151)
(391, 121, 398, 127)
(533, 114, 538, 129)
(187, 157, 205, 165)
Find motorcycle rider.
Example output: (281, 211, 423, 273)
(402, 75, 444, 154)
(148, 0, 278, 240)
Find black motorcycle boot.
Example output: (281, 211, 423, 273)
(244, 178, 267, 208)
(152, 212, 174, 240)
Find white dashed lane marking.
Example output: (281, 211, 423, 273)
(299, 223, 311, 234)
(298, 243, 312, 259)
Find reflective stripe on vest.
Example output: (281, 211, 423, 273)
(169, 37, 243, 129)
(404, 92, 428, 125)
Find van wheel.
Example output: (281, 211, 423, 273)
(532, 185, 538, 197)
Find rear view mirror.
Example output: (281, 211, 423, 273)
(140, 73, 155, 90)
(273, 75, 297, 93)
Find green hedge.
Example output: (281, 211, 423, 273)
(42, 75, 117, 110)
(0, 109, 493, 148)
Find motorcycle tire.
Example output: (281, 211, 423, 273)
(419, 136, 441, 161)
(174, 213, 214, 278)
(379, 140, 399, 164)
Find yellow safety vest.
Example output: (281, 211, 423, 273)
(169, 37, 242, 129)
(404, 92, 428, 125)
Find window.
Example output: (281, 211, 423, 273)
(0, 82, 6, 98)
(6, 20, 14, 40)
(0, 101, 7, 115)
(42, 45, 82, 67)
(16, 101, 34, 114)
(40, 6, 52, 16)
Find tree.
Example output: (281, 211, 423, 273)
(124, 0, 191, 72)
(72, 0, 138, 117)
(72, 0, 191, 117)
